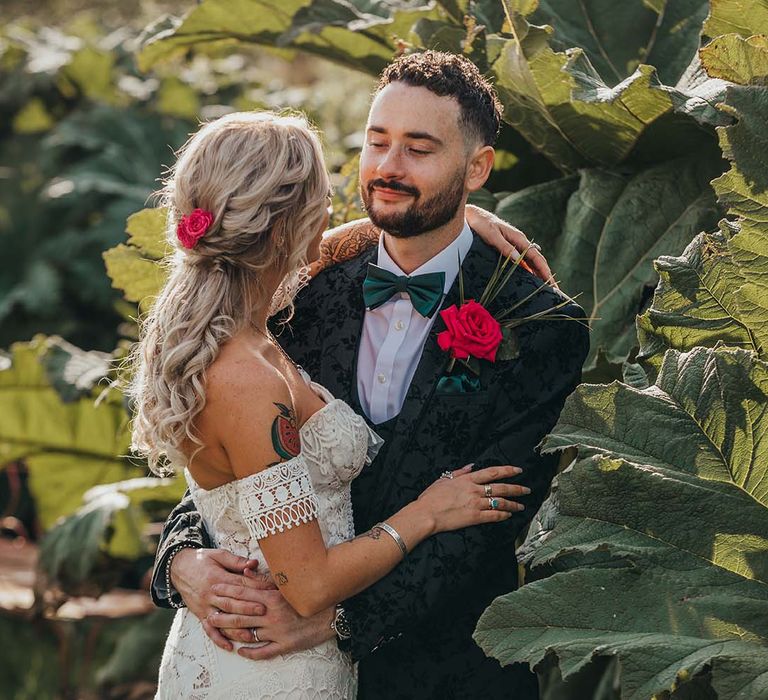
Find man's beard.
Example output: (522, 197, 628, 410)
(361, 170, 465, 238)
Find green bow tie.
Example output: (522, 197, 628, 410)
(362, 263, 445, 319)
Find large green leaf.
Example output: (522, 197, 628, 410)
(475, 345, 768, 699)
(711, 86, 768, 357)
(492, 152, 724, 369)
(103, 207, 171, 311)
(40, 335, 114, 402)
(704, 0, 768, 38)
(39, 476, 186, 593)
(0, 338, 141, 530)
(637, 228, 758, 367)
(137, 0, 440, 75)
(529, 0, 709, 87)
(136, 1, 727, 172)
(488, 19, 729, 172)
(639, 35, 768, 365)
(700, 34, 768, 85)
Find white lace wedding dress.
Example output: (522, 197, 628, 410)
(156, 377, 382, 699)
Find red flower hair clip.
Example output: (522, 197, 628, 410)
(177, 208, 214, 249)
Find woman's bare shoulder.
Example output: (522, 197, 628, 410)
(205, 336, 280, 400)
(201, 337, 297, 478)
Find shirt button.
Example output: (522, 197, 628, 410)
(377, 373, 387, 384)
(394, 320, 405, 331)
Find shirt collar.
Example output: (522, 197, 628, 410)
(375, 220, 474, 295)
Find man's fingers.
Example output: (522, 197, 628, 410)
(207, 612, 263, 629)
(210, 595, 266, 616)
(221, 626, 259, 643)
(238, 642, 286, 661)
(211, 581, 274, 602)
(202, 618, 233, 652)
(202, 569, 268, 596)
(242, 568, 279, 589)
(209, 549, 252, 572)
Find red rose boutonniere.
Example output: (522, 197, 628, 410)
(438, 245, 589, 376)
(177, 208, 214, 249)
(437, 300, 503, 362)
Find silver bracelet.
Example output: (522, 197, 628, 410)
(374, 522, 408, 558)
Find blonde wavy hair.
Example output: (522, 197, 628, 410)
(130, 111, 331, 474)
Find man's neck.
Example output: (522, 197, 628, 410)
(382, 210, 466, 275)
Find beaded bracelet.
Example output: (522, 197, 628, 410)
(164, 543, 198, 609)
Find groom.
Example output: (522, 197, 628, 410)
(151, 51, 589, 698)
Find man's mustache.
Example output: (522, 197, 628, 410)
(367, 179, 420, 198)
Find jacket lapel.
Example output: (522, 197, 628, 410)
(382, 233, 493, 465)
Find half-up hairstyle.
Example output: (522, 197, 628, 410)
(130, 111, 330, 474)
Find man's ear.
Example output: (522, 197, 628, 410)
(466, 146, 495, 192)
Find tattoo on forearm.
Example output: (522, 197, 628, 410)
(271, 403, 300, 459)
(354, 527, 383, 542)
(274, 571, 289, 586)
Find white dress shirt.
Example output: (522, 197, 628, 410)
(357, 221, 474, 425)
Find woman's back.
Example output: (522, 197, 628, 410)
(156, 374, 381, 699)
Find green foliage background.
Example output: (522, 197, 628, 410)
(1, 0, 766, 698)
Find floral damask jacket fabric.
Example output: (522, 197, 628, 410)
(151, 234, 590, 700)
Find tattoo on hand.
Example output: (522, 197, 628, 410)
(274, 571, 289, 586)
(272, 403, 300, 459)
(354, 528, 383, 541)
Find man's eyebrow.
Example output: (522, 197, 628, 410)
(367, 125, 443, 146)
(406, 131, 443, 145)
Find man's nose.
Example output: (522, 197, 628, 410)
(376, 146, 405, 180)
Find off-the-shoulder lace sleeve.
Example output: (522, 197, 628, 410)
(239, 458, 319, 539)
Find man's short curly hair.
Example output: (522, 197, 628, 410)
(376, 50, 503, 147)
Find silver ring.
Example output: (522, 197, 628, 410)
(484, 484, 493, 498)
(440, 470, 454, 480)
(488, 497, 499, 510)
(252, 628, 260, 643)
(530, 242, 542, 253)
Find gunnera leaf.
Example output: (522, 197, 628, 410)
(490, 152, 724, 369)
(639, 34, 768, 366)
(137, 0, 439, 75)
(0, 338, 140, 530)
(103, 207, 170, 311)
(475, 345, 768, 700)
(488, 8, 728, 172)
(529, 0, 709, 87)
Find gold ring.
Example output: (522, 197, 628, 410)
(484, 484, 492, 498)
(252, 628, 260, 643)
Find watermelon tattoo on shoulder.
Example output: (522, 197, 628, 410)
(271, 402, 300, 459)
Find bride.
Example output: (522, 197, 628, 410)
(131, 111, 531, 698)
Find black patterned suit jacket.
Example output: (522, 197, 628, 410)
(150, 233, 590, 699)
